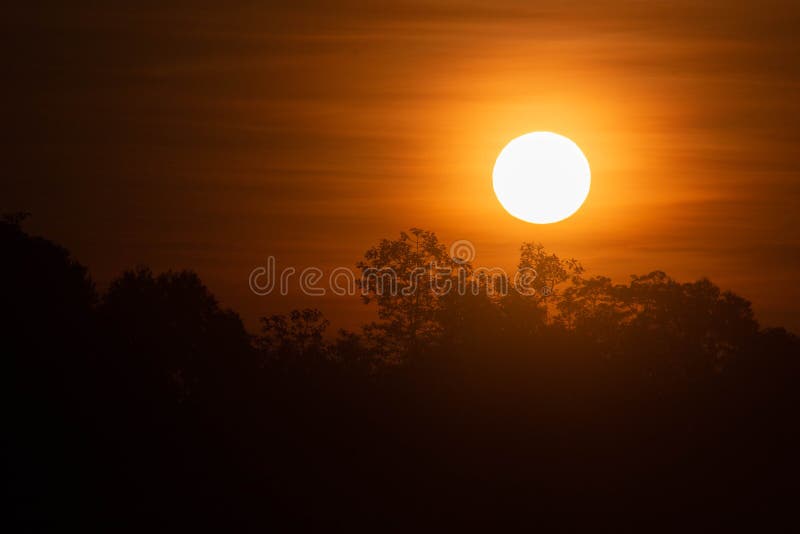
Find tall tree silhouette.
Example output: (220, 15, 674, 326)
(357, 228, 462, 359)
(517, 241, 584, 321)
(3, 214, 99, 525)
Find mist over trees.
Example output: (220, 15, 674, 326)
(5, 216, 799, 530)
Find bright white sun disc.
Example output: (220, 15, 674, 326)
(493, 132, 590, 224)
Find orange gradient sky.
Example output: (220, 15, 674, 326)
(4, 1, 799, 331)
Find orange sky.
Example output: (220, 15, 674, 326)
(4, 1, 799, 332)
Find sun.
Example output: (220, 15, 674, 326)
(493, 132, 591, 224)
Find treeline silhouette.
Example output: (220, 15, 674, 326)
(5, 217, 799, 530)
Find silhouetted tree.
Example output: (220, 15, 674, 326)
(258, 308, 329, 367)
(357, 228, 462, 359)
(99, 266, 252, 403)
(512, 242, 584, 326)
(3, 214, 99, 525)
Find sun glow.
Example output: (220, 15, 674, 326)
(493, 132, 591, 224)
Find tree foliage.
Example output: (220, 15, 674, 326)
(5, 218, 800, 529)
